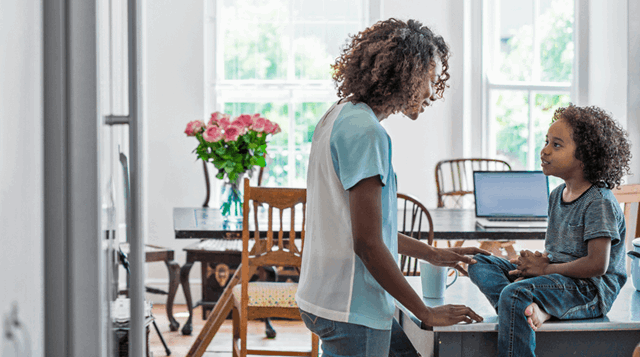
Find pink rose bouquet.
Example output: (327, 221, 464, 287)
(185, 111, 281, 183)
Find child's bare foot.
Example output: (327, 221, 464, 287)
(524, 303, 551, 331)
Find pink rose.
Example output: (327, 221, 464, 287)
(235, 114, 254, 129)
(217, 116, 231, 130)
(251, 117, 267, 132)
(271, 122, 281, 134)
(264, 120, 281, 134)
(202, 125, 223, 142)
(184, 120, 205, 136)
(224, 125, 240, 142)
(208, 112, 230, 126)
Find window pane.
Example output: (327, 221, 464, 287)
(495, 0, 534, 81)
(538, 0, 574, 83)
(293, 102, 332, 187)
(294, 23, 335, 80)
(292, 0, 362, 21)
(492, 90, 529, 169)
(223, 102, 289, 187)
(222, 0, 289, 80)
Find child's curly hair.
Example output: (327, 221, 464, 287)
(552, 104, 632, 189)
(331, 18, 450, 116)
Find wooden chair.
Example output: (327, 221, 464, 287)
(434, 158, 518, 259)
(398, 193, 434, 276)
(633, 341, 640, 357)
(612, 184, 640, 275)
(231, 178, 318, 357)
(185, 179, 318, 357)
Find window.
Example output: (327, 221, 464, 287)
(484, 0, 574, 182)
(205, 0, 368, 187)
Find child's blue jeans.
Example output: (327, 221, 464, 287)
(468, 254, 602, 357)
(299, 309, 418, 357)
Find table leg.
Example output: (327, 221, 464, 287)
(165, 259, 181, 331)
(181, 262, 195, 335)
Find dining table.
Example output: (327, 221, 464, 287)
(173, 207, 547, 241)
(173, 206, 546, 335)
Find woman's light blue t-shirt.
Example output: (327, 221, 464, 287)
(296, 101, 398, 330)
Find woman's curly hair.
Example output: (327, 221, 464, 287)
(552, 104, 632, 189)
(331, 18, 450, 116)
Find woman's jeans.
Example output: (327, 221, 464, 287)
(468, 254, 602, 357)
(299, 310, 419, 357)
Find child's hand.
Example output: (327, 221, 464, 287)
(508, 250, 550, 278)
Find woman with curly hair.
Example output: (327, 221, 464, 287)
(295, 18, 489, 356)
(468, 104, 632, 357)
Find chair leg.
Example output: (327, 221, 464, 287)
(478, 241, 504, 257)
(264, 318, 276, 338)
(232, 307, 240, 357)
(152, 318, 172, 356)
(240, 308, 248, 357)
(501, 241, 518, 260)
(311, 332, 319, 357)
(448, 240, 465, 248)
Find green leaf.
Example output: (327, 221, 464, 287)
(256, 156, 266, 167)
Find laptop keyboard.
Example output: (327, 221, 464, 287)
(487, 217, 547, 222)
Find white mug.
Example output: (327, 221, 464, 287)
(420, 261, 458, 299)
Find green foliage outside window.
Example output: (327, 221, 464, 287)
(494, 0, 574, 170)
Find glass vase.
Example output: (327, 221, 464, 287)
(219, 173, 244, 223)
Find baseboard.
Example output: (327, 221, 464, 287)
(141, 279, 202, 305)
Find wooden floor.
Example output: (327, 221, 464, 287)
(148, 304, 313, 357)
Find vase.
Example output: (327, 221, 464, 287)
(219, 173, 245, 223)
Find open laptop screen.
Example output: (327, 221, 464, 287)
(473, 171, 549, 218)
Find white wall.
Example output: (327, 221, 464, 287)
(588, 0, 628, 128)
(0, 0, 43, 356)
(382, 0, 464, 207)
(144, 0, 207, 303)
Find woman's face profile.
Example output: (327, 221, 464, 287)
(402, 60, 442, 120)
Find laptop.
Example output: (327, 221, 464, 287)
(473, 171, 549, 228)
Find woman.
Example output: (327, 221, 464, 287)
(295, 18, 489, 356)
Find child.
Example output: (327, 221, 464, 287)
(296, 18, 488, 357)
(468, 104, 632, 357)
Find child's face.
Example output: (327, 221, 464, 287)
(540, 119, 584, 181)
(401, 60, 442, 120)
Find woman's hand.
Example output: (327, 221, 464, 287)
(509, 250, 550, 278)
(417, 305, 484, 327)
(426, 246, 491, 275)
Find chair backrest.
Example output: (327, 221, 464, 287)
(398, 193, 434, 276)
(435, 158, 512, 208)
(612, 184, 640, 274)
(240, 178, 306, 292)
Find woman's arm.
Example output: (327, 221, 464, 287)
(350, 176, 483, 326)
(397, 233, 490, 274)
(509, 237, 611, 279)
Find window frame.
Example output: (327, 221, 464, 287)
(481, 0, 582, 170)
